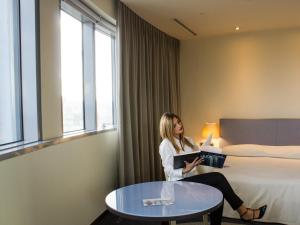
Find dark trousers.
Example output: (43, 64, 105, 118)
(181, 172, 243, 225)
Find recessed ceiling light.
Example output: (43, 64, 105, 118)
(235, 26, 240, 31)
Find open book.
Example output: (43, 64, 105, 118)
(174, 151, 226, 169)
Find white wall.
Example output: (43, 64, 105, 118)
(180, 28, 300, 143)
(0, 132, 118, 225)
(0, 0, 118, 225)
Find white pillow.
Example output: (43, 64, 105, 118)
(223, 144, 300, 159)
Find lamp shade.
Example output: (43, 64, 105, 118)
(201, 122, 219, 138)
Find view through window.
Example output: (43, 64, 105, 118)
(95, 30, 114, 129)
(60, 4, 116, 134)
(60, 11, 84, 133)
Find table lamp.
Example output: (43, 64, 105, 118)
(201, 122, 219, 146)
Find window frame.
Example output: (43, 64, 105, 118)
(60, 1, 117, 135)
(0, 0, 40, 150)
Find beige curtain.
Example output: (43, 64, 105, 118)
(117, 2, 181, 186)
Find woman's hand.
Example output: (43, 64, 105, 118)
(182, 157, 203, 174)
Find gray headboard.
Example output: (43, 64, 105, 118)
(220, 119, 300, 147)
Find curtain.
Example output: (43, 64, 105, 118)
(117, 1, 181, 186)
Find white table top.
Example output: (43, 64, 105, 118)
(105, 181, 223, 221)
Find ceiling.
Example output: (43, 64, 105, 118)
(120, 0, 300, 40)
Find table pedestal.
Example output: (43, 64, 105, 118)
(169, 214, 209, 225)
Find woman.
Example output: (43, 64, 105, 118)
(159, 112, 267, 225)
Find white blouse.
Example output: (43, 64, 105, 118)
(159, 137, 198, 181)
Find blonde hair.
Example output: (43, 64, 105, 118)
(159, 112, 195, 153)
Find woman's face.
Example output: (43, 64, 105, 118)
(172, 117, 184, 138)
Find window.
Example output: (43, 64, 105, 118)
(0, 0, 22, 146)
(95, 30, 115, 129)
(60, 0, 116, 134)
(60, 11, 84, 133)
(0, 0, 39, 148)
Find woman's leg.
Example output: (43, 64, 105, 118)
(209, 199, 224, 225)
(181, 172, 244, 225)
(182, 172, 267, 223)
(182, 172, 243, 210)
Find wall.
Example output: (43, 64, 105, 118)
(0, 132, 118, 225)
(180, 28, 300, 142)
(39, 0, 62, 139)
(0, 0, 118, 225)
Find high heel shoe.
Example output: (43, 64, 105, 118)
(240, 205, 267, 223)
(257, 205, 267, 219)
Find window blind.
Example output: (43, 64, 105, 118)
(61, 0, 116, 33)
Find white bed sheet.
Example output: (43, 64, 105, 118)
(198, 156, 300, 225)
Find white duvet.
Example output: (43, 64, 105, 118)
(197, 145, 300, 225)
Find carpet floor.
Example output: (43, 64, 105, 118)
(94, 211, 283, 225)
(94, 211, 243, 225)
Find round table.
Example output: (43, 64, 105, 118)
(105, 181, 223, 224)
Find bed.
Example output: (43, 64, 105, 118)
(200, 119, 300, 225)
